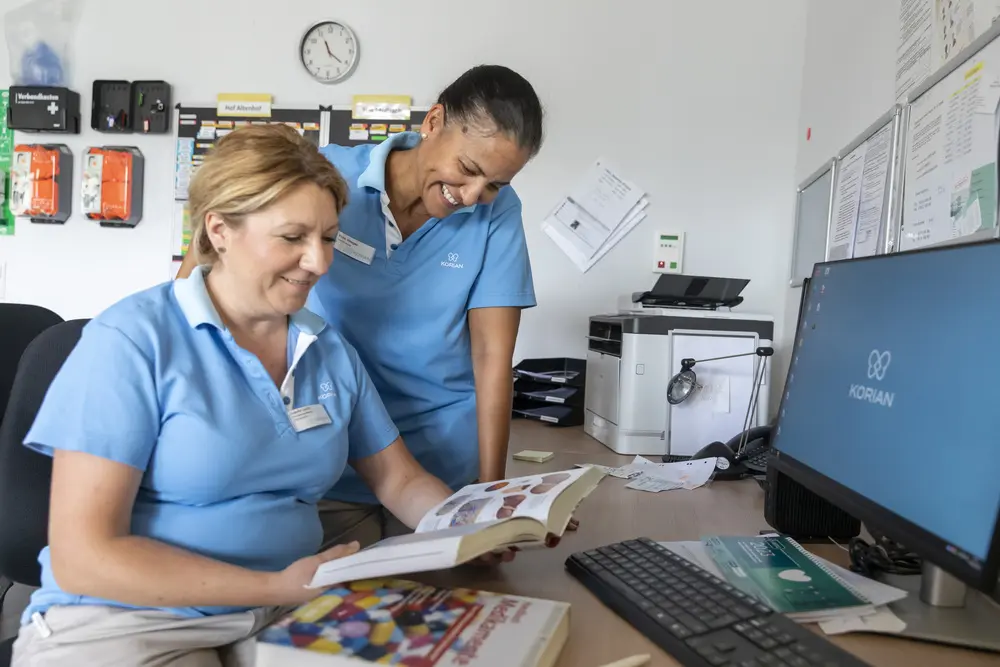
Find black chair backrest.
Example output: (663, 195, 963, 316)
(0, 304, 63, 433)
(0, 319, 88, 586)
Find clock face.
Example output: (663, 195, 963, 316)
(300, 21, 359, 84)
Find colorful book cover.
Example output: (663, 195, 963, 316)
(256, 578, 568, 666)
(702, 535, 869, 615)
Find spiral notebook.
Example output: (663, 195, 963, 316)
(701, 535, 876, 622)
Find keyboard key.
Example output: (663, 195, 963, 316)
(667, 622, 693, 639)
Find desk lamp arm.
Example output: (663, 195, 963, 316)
(680, 346, 774, 372)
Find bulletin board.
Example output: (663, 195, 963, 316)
(899, 20, 1000, 252)
(826, 105, 906, 261)
(789, 161, 836, 287)
(325, 107, 427, 148)
(170, 103, 430, 274)
(171, 105, 331, 269)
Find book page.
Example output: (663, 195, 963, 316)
(416, 467, 589, 533)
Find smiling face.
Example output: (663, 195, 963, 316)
(415, 105, 531, 218)
(205, 181, 339, 317)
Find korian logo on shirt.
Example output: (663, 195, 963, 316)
(441, 252, 464, 269)
(318, 381, 336, 400)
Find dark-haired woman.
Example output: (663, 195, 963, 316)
(312, 64, 545, 546)
(176, 64, 548, 547)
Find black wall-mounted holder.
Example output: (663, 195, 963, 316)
(92, 80, 131, 132)
(7, 86, 81, 134)
(131, 81, 171, 134)
(89, 79, 172, 134)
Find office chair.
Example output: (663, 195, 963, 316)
(0, 304, 63, 434)
(0, 319, 87, 663)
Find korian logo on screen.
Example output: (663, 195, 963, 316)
(848, 350, 895, 408)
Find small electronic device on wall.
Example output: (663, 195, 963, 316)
(653, 231, 685, 274)
(7, 86, 81, 134)
(81, 147, 144, 228)
(299, 20, 360, 84)
(10, 144, 73, 223)
(91, 80, 171, 134)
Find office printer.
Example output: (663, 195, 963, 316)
(588, 274, 774, 456)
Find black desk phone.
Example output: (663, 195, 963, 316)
(661, 425, 773, 481)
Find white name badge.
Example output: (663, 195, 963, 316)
(288, 404, 332, 433)
(334, 232, 375, 265)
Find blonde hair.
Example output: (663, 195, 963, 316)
(189, 124, 349, 264)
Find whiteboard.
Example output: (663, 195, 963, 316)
(789, 162, 836, 287)
(827, 106, 905, 261)
(900, 20, 1000, 252)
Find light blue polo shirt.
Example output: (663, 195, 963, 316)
(310, 132, 535, 504)
(21, 266, 398, 623)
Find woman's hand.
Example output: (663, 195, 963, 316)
(471, 519, 581, 568)
(471, 547, 519, 567)
(267, 542, 361, 605)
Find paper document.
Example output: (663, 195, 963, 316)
(828, 123, 893, 261)
(828, 149, 865, 261)
(625, 476, 684, 493)
(819, 608, 907, 636)
(852, 125, 893, 258)
(542, 159, 649, 272)
(901, 43, 1000, 251)
(577, 456, 717, 491)
(895, 0, 1000, 102)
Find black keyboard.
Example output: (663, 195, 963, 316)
(566, 538, 872, 666)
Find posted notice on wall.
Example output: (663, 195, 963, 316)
(901, 42, 1000, 250)
(827, 123, 893, 261)
(541, 160, 649, 273)
(896, 0, 1000, 102)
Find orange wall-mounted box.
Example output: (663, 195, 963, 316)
(10, 144, 74, 223)
(82, 146, 145, 227)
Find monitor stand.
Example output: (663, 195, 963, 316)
(880, 562, 1000, 652)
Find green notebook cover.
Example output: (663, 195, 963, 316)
(702, 535, 868, 615)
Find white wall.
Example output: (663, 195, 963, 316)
(774, 0, 898, 397)
(0, 0, 807, 376)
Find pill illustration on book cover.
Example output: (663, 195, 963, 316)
(777, 569, 812, 583)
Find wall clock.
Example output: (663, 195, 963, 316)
(300, 21, 360, 84)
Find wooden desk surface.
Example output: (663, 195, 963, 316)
(416, 420, 1000, 667)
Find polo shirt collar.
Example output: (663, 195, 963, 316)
(356, 131, 478, 215)
(174, 264, 327, 335)
(174, 265, 225, 330)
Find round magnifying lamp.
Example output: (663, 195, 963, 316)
(666, 347, 774, 405)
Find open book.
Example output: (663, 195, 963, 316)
(308, 466, 605, 589)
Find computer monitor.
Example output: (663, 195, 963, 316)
(770, 240, 1000, 652)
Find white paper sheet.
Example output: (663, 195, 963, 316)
(577, 456, 717, 491)
(901, 43, 1000, 251)
(852, 124, 893, 258)
(542, 159, 648, 272)
(895, 0, 1000, 102)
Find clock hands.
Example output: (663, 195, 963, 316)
(323, 40, 344, 64)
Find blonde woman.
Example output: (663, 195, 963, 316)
(11, 125, 472, 666)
